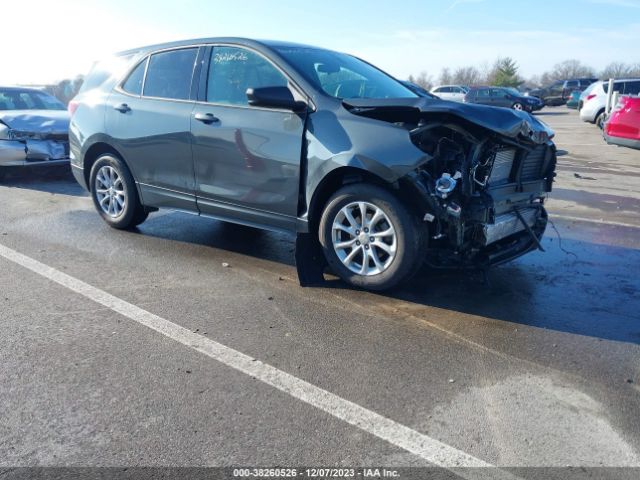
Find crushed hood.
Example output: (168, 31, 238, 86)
(0, 110, 70, 135)
(342, 97, 554, 144)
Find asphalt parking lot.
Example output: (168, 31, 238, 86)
(1, 107, 639, 478)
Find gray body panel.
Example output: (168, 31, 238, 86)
(104, 90, 197, 210)
(191, 102, 304, 230)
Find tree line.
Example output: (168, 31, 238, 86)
(408, 58, 640, 91)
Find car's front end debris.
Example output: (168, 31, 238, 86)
(343, 97, 556, 269)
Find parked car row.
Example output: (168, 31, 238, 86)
(528, 78, 598, 106)
(579, 78, 640, 128)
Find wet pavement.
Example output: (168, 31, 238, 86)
(1, 107, 639, 476)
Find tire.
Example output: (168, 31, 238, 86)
(595, 111, 606, 129)
(318, 183, 423, 291)
(89, 154, 148, 229)
(512, 102, 524, 111)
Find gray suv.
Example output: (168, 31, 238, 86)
(70, 38, 557, 290)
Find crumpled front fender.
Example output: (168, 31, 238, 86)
(304, 108, 432, 212)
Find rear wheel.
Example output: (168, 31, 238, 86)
(89, 154, 148, 229)
(595, 110, 606, 129)
(318, 184, 422, 291)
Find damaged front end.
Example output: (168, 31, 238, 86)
(344, 98, 557, 269)
(0, 115, 70, 167)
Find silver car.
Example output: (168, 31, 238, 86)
(0, 87, 70, 178)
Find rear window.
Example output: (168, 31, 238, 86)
(143, 48, 198, 100)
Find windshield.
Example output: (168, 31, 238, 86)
(505, 88, 522, 96)
(275, 47, 417, 100)
(0, 89, 65, 111)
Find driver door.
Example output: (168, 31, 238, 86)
(191, 46, 306, 230)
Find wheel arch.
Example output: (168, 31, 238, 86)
(307, 166, 426, 235)
(82, 142, 142, 200)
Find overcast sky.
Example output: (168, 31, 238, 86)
(3, 0, 639, 85)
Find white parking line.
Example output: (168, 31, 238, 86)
(0, 243, 520, 479)
(551, 214, 639, 229)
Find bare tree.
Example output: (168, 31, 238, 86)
(600, 62, 640, 80)
(438, 67, 453, 85)
(408, 71, 434, 90)
(541, 59, 596, 83)
(452, 66, 483, 86)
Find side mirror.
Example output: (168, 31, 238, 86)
(246, 86, 307, 112)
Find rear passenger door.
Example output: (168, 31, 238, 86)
(105, 47, 201, 210)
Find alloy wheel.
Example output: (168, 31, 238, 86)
(331, 201, 397, 276)
(95, 165, 126, 218)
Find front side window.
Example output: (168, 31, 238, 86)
(143, 48, 198, 100)
(206, 46, 288, 106)
(276, 46, 417, 100)
(122, 60, 147, 96)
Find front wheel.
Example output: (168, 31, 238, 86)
(512, 102, 524, 111)
(318, 184, 423, 291)
(89, 154, 148, 229)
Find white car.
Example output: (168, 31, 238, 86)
(579, 79, 640, 127)
(430, 85, 468, 102)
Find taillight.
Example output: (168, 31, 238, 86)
(68, 100, 79, 117)
(586, 94, 596, 101)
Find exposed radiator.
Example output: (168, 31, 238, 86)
(521, 145, 546, 181)
(481, 208, 539, 245)
(487, 145, 549, 186)
(488, 149, 515, 185)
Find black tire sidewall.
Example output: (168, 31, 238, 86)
(89, 155, 141, 229)
(318, 184, 421, 291)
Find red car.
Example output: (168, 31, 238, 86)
(604, 96, 640, 150)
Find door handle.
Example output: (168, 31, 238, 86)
(114, 103, 131, 113)
(194, 112, 219, 124)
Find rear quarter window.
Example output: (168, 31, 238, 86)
(121, 59, 147, 96)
